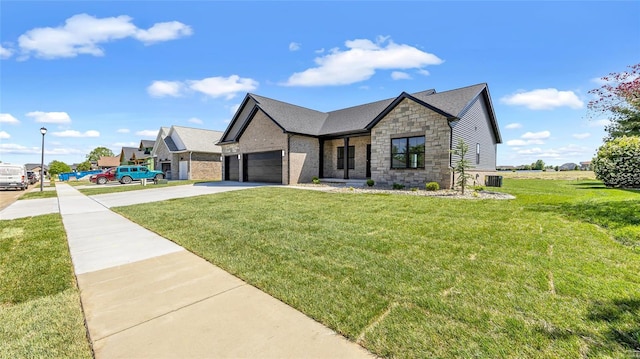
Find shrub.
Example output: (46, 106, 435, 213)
(592, 136, 640, 188)
(392, 183, 405, 190)
(411, 187, 418, 192)
(366, 179, 375, 187)
(311, 176, 320, 184)
(425, 182, 440, 191)
(474, 185, 485, 192)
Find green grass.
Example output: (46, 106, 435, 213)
(78, 179, 218, 196)
(19, 189, 58, 200)
(113, 179, 640, 358)
(0, 214, 92, 358)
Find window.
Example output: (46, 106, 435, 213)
(476, 143, 480, 165)
(391, 136, 425, 169)
(337, 146, 355, 170)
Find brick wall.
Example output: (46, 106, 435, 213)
(371, 98, 452, 188)
(322, 136, 370, 179)
(289, 135, 319, 183)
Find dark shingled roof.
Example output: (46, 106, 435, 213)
(227, 83, 496, 140)
(121, 147, 148, 160)
(140, 140, 155, 149)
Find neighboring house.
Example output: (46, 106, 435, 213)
(97, 156, 120, 169)
(559, 162, 579, 171)
(152, 125, 224, 180)
(580, 161, 592, 171)
(25, 163, 48, 177)
(497, 165, 516, 171)
(217, 83, 501, 188)
(119, 147, 150, 166)
(151, 127, 172, 175)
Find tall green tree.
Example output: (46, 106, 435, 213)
(452, 139, 472, 194)
(48, 160, 71, 176)
(86, 147, 115, 162)
(588, 63, 640, 140)
(533, 159, 545, 170)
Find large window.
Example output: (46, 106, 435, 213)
(337, 146, 355, 170)
(391, 136, 425, 169)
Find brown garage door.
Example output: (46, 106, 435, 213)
(225, 155, 239, 181)
(244, 151, 282, 183)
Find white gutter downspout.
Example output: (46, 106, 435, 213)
(189, 151, 193, 180)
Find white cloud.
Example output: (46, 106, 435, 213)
(391, 71, 411, 80)
(0, 113, 20, 124)
(315, 48, 325, 54)
(284, 37, 443, 86)
(289, 42, 301, 51)
(506, 131, 550, 146)
(134, 21, 192, 45)
(417, 69, 430, 76)
(135, 130, 158, 137)
(188, 75, 258, 100)
(17, 14, 192, 60)
(188, 117, 203, 124)
(113, 141, 139, 147)
(26, 111, 71, 124)
(506, 139, 527, 146)
(51, 130, 100, 137)
(229, 103, 241, 114)
(522, 131, 551, 140)
(0, 131, 10, 139)
(514, 144, 592, 161)
(572, 133, 591, 139)
(588, 119, 610, 127)
(117, 128, 130, 133)
(505, 123, 522, 129)
(501, 88, 584, 110)
(0, 45, 13, 59)
(147, 81, 184, 97)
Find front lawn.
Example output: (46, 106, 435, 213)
(0, 214, 92, 358)
(113, 179, 640, 358)
(78, 179, 218, 196)
(19, 189, 58, 200)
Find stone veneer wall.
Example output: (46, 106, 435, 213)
(370, 98, 453, 188)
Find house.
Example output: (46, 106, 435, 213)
(580, 161, 592, 171)
(119, 147, 150, 167)
(559, 162, 579, 171)
(25, 163, 48, 177)
(217, 83, 501, 188)
(151, 125, 224, 180)
(97, 156, 120, 169)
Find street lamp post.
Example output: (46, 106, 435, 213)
(40, 127, 47, 192)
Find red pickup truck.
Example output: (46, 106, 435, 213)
(90, 167, 116, 185)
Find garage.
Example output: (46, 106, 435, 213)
(225, 155, 239, 181)
(244, 151, 282, 183)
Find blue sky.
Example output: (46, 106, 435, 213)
(1, 1, 639, 167)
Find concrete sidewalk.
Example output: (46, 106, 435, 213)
(56, 183, 373, 358)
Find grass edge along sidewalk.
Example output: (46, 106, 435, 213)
(114, 178, 640, 358)
(0, 214, 92, 358)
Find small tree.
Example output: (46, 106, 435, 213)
(592, 136, 640, 188)
(452, 139, 473, 194)
(76, 160, 92, 171)
(48, 160, 71, 176)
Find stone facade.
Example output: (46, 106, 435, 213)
(370, 98, 453, 188)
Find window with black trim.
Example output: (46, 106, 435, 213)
(476, 143, 480, 165)
(391, 136, 425, 169)
(337, 146, 355, 170)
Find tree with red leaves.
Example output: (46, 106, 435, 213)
(588, 63, 640, 140)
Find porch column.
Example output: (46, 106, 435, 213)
(343, 137, 349, 179)
(319, 139, 324, 178)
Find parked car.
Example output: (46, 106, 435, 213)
(90, 167, 116, 185)
(115, 165, 164, 184)
(0, 163, 29, 190)
(27, 171, 38, 184)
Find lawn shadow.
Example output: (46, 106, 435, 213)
(588, 298, 640, 352)
(569, 181, 608, 189)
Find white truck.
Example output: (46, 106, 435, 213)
(0, 164, 29, 190)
